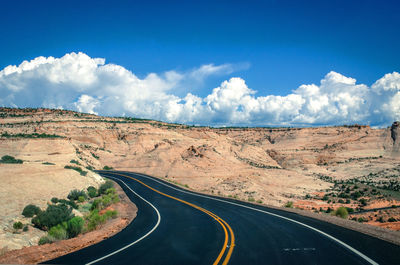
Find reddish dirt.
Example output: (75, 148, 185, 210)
(0, 181, 137, 264)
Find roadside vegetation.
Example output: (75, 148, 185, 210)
(64, 165, 88, 176)
(291, 169, 400, 226)
(20, 180, 120, 245)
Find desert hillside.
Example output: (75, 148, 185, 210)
(1, 107, 400, 240)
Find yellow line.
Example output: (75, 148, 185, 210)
(202, 209, 235, 265)
(109, 172, 234, 265)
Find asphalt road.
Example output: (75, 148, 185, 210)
(46, 171, 400, 265)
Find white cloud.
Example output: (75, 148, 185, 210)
(74, 94, 100, 114)
(188, 62, 250, 82)
(0, 52, 399, 126)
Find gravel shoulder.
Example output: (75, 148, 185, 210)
(274, 205, 400, 246)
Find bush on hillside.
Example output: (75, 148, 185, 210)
(13, 221, 23, 229)
(86, 209, 105, 231)
(334, 207, 349, 219)
(104, 210, 118, 219)
(87, 186, 97, 198)
(48, 223, 68, 240)
(358, 217, 367, 223)
(22, 204, 41, 217)
(67, 189, 87, 201)
(67, 216, 84, 238)
(64, 165, 87, 176)
(32, 204, 73, 230)
(98, 180, 114, 195)
(284, 201, 293, 208)
(0, 155, 23, 164)
(38, 236, 53, 245)
(90, 191, 120, 211)
(57, 199, 78, 209)
(70, 159, 80, 165)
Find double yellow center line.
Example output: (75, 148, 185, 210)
(109, 172, 235, 265)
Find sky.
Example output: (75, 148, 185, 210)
(0, 0, 399, 126)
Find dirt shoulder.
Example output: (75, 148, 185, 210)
(261, 204, 400, 246)
(0, 180, 137, 264)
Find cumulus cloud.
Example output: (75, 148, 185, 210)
(0, 52, 399, 126)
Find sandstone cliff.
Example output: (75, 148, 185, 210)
(1, 108, 398, 207)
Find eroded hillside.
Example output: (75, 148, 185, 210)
(1, 107, 400, 233)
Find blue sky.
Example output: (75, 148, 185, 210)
(1, 0, 400, 126)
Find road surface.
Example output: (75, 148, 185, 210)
(46, 171, 400, 265)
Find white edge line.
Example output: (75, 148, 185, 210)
(122, 171, 379, 265)
(86, 176, 161, 265)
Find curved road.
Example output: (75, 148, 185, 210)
(47, 171, 400, 265)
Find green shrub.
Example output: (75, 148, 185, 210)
(78, 196, 85, 203)
(248, 197, 255, 202)
(86, 209, 105, 231)
(284, 201, 293, 208)
(346, 207, 354, 213)
(101, 195, 112, 207)
(90, 198, 102, 211)
(87, 186, 97, 198)
(64, 165, 87, 176)
(13, 221, 23, 229)
(106, 192, 120, 205)
(79, 202, 92, 213)
(351, 191, 362, 200)
(32, 204, 73, 230)
(67, 216, 84, 238)
(103, 166, 113, 170)
(51, 197, 59, 204)
(88, 189, 97, 198)
(104, 210, 118, 219)
(42, 162, 56, 165)
(48, 223, 68, 240)
(99, 180, 114, 195)
(67, 189, 87, 201)
(359, 198, 367, 206)
(58, 199, 78, 209)
(22, 204, 41, 217)
(358, 217, 367, 223)
(334, 207, 349, 219)
(23, 225, 29, 232)
(70, 159, 80, 165)
(388, 217, 397, 222)
(0, 155, 23, 164)
(90, 191, 120, 211)
(38, 236, 53, 245)
(105, 187, 116, 195)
